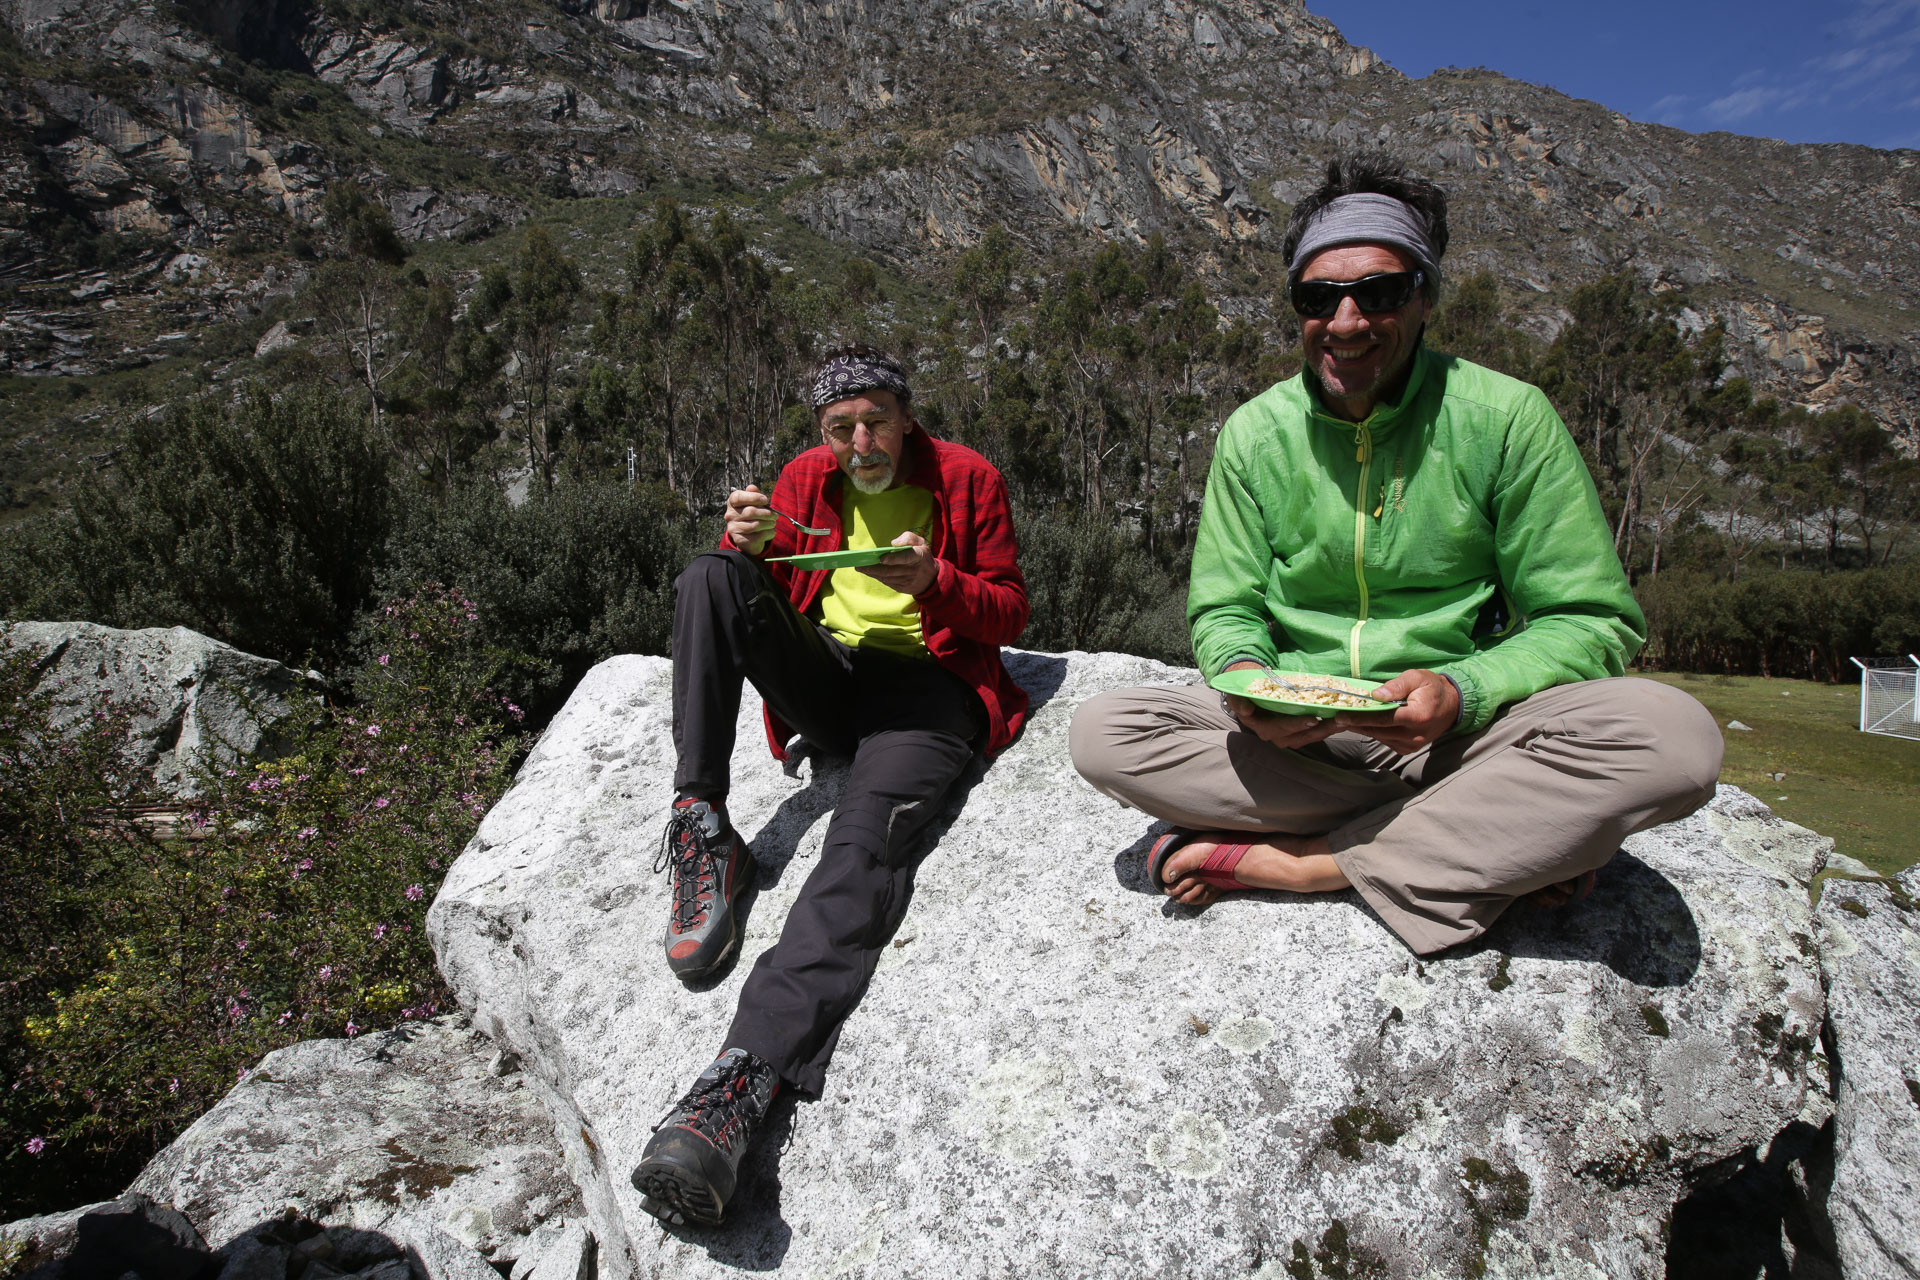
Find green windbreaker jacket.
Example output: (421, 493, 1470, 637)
(1188, 346, 1645, 736)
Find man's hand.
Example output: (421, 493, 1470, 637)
(1220, 660, 1341, 751)
(1332, 668, 1459, 754)
(859, 531, 938, 596)
(724, 484, 776, 554)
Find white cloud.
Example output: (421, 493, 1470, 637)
(1668, 0, 1920, 138)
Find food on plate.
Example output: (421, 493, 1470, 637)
(1245, 675, 1381, 709)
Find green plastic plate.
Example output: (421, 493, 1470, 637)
(1206, 668, 1403, 718)
(768, 546, 903, 570)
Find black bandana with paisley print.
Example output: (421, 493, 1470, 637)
(808, 353, 912, 411)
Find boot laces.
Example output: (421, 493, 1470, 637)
(660, 1053, 776, 1153)
(655, 805, 724, 933)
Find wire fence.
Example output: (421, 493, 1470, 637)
(1853, 656, 1920, 741)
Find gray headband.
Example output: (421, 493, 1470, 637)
(809, 354, 911, 411)
(1288, 193, 1442, 292)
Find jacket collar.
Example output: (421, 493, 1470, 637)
(1304, 343, 1433, 437)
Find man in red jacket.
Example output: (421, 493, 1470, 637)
(632, 344, 1029, 1228)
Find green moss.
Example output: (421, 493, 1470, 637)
(1640, 1002, 1671, 1037)
(1282, 1222, 1387, 1279)
(1461, 1155, 1532, 1277)
(1488, 953, 1513, 992)
(1327, 1104, 1406, 1161)
(1840, 898, 1870, 918)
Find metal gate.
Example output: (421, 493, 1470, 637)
(1852, 656, 1920, 741)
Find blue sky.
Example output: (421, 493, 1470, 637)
(1305, 0, 1920, 151)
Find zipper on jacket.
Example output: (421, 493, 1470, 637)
(1350, 423, 1373, 676)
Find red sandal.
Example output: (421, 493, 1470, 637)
(1147, 828, 1256, 894)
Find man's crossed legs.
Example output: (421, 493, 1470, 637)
(636, 549, 984, 1225)
(1069, 677, 1723, 956)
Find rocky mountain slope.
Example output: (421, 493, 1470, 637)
(2, 0, 1916, 441)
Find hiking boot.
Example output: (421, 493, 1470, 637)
(631, 1048, 781, 1226)
(654, 797, 754, 980)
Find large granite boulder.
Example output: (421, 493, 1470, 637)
(127, 1017, 582, 1266)
(428, 651, 1838, 1280)
(1816, 867, 1920, 1278)
(1, 621, 299, 796)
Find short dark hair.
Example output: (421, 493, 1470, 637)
(809, 342, 912, 410)
(1281, 153, 1449, 297)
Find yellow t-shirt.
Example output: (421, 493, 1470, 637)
(814, 484, 934, 657)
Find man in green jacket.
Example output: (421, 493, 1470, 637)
(1069, 154, 1723, 955)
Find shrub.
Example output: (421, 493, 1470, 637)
(384, 477, 703, 721)
(0, 384, 394, 671)
(1015, 503, 1190, 664)
(0, 591, 521, 1216)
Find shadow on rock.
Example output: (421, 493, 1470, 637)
(15, 1194, 447, 1280)
(1466, 852, 1704, 988)
(1665, 1118, 1840, 1279)
(1111, 830, 1705, 986)
(1005, 651, 1070, 718)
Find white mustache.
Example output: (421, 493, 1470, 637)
(851, 452, 890, 468)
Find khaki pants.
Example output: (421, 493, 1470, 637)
(1068, 677, 1723, 955)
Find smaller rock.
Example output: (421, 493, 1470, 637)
(62, 1194, 209, 1280)
(1817, 866, 1920, 1276)
(487, 1049, 520, 1078)
(213, 1233, 290, 1280)
(0, 1202, 115, 1276)
(253, 321, 296, 358)
(1728, 719, 1753, 731)
(402, 1221, 498, 1280)
(512, 1221, 591, 1280)
(1822, 851, 1875, 878)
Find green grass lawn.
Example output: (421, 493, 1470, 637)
(1645, 671, 1920, 877)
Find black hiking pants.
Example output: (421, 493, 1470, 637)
(671, 548, 986, 1094)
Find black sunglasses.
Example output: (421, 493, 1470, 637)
(1288, 270, 1425, 319)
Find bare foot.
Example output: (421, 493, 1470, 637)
(1524, 868, 1598, 909)
(1159, 833, 1351, 906)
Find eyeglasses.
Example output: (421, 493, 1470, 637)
(822, 416, 903, 444)
(1288, 270, 1425, 319)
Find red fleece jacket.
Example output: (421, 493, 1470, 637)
(734, 429, 1030, 758)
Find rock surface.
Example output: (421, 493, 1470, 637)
(429, 650, 1837, 1279)
(1815, 867, 1920, 1278)
(2, 620, 298, 796)
(128, 1017, 582, 1263)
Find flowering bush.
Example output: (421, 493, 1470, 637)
(0, 590, 524, 1216)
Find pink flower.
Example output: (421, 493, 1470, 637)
(378, 654, 390, 666)
(374, 797, 390, 809)
(237, 1067, 250, 1081)
(168, 1077, 178, 1093)
(317, 965, 333, 981)
(26, 1137, 45, 1155)
(373, 924, 388, 939)
(366, 724, 381, 737)
(297, 827, 318, 840)
(405, 884, 424, 901)
(345, 1022, 360, 1037)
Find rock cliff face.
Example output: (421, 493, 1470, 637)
(424, 649, 1852, 1279)
(2, 0, 1916, 435)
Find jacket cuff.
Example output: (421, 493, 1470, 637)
(920, 555, 955, 600)
(1439, 666, 1487, 735)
